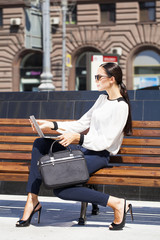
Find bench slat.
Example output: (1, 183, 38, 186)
(110, 156, 160, 164)
(119, 147, 160, 155)
(0, 173, 29, 182)
(1, 145, 160, 155)
(132, 129, 160, 137)
(1, 136, 160, 147)
(0, 136, 37, 143)
(92, 166, 160, 177)
(0, 118, 71, 125)
(1, 119, 160, 128)
(0, 126, 34, 134)
(0, 144, 32, 151)
(0, 162, 30, 173)
(87, 176, 160, 187)
(1, 155, 159, 164)
(1, 136, 160, 146)
(132, 121, 160, 128)
(0, 152, 31, 160)
(0, 126, 58, 134)
(0, 119, 30, 125)
(122, 138, 160, 146)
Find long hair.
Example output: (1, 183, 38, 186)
(100, 62, 132, 136)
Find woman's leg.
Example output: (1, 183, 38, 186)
(26, 138, 53, 195)
(54, 147, 110, 207)
(19, 138, 65, 222)
(19, 193, 41, 222)
(26, 138, 64, 194)
(18, 138, 52, 222)
(54, 147, 129, 229)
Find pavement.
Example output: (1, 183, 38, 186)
(0, 194, 160, 240)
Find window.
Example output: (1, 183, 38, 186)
(76, 52, 87, 90)
(25, 8, 42, 49)
(75, 51, 101, 91)
(139, 1, 155, 22)
(66, 5, 77, 24)
(133, 50, 160, 90)
(20, 52, 42, 91)
(0, 8, 3, 27)
(100, 4, 115, 24)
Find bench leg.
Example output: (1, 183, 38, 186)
(92, 204, 99, 215)
(78, 185, 100, 225)
(78, 202, 88, 225)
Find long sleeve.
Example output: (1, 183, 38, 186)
(56, 95, 103, 133)
(56, 94, 128, 155)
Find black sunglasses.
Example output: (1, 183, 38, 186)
(95, 74, 109, 81)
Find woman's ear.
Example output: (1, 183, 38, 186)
(110, 76, 116, 84)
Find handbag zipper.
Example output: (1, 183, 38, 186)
(39, 155, 84, 166)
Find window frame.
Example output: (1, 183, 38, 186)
(100, 3, 116, 25)
(139, 1, 156, 22)
(66, 5, 77, 25)
(133, 49, 160, 90)
(0, 8, 3, 27)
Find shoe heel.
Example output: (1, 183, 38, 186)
(16, 202, 41, 227)
(128, 204, 134, 221)
(37, 207, 42, 224)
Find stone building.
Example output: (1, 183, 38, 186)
(0, 0, 160, 92)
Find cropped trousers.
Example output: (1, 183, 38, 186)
(26, 138, 110, 207)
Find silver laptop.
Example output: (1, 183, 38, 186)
(30, 115, 59, 139)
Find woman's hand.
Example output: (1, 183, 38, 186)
(59, 132, 80, 147)
(30, 119, 54, 132)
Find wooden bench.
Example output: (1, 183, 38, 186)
(0, 118, 160, 224)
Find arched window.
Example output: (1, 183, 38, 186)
(75, 50, 101, 90)
(75, 52, 87, 90)
(20, 52, 42, 91)
(133, 50, 160, 89)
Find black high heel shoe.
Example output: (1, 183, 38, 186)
(109, 200, 134, 231)
(127, 203, 134, 221)
(16, 202, 42, 227)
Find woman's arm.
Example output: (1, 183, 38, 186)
(30, 119, 54, 132)
(56, 95, 104, 133)
(30, 119, 81, 147)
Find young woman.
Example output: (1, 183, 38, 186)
(16, 62, 133, 230)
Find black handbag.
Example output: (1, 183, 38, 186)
(37, 141, 89, 189)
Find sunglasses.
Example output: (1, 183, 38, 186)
(95, 74, 109, 81)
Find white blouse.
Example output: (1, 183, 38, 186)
(57, 94, 129, 155)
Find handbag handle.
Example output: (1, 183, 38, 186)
(49, 140, 72, 157)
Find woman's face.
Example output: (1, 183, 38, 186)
(95, 67, 111, 91)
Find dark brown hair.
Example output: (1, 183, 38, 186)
(100, 62, 132, 136)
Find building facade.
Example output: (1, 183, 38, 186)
(0, 0, 160, 92)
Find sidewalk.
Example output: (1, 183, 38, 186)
(0, 194, 160, 240)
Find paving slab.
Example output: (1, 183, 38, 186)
(0, 195, 160, 240)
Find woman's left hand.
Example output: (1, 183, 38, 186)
(59, 132, 80, 147)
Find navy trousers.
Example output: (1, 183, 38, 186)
(26, 138, 110, 207)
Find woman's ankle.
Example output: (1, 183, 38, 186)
(21, 194, 39, 220)
(107, 196, 123, 210)
(27, 193, 38, 204)
(107, 196, 124, 224)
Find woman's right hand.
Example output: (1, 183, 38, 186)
(30, 119, 54, 132)
(37, 120, 54, 130)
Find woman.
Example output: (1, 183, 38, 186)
(16, 62, 133, 230)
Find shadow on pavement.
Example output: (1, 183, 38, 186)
(0, 199, 160, 228)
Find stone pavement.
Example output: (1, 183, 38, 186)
(0, 194, 160, 240)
